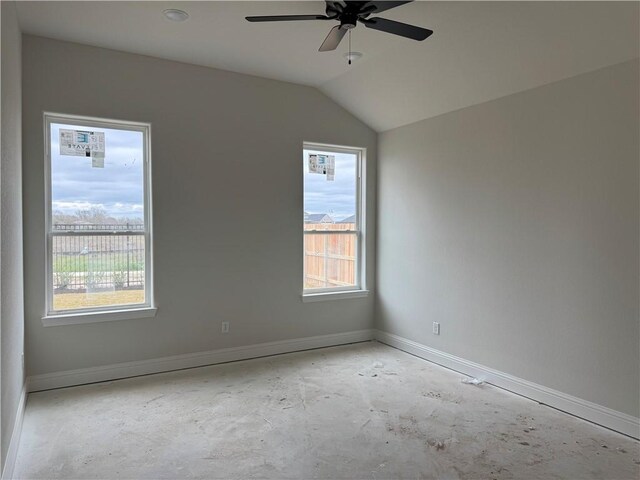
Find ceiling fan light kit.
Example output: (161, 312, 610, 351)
(246, 1, 432, 64)
(344, 51, 363, 62)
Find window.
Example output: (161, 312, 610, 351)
(303, 143, 365, 296)
(44, 113, 153, 319)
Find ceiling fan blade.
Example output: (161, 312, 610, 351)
(362, 17, 433, 40)
(245, 15, 330, 22)
(325, 1, 344, 16)
(363, 1, 413, 15)
(319, 25, 348, 52)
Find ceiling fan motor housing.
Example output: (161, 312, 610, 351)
(341, 14, 358, 29)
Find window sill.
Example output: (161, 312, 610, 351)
(42, 306, 157, 327)
(302, 290, 369, 303)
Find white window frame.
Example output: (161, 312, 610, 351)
(302, 142, 368, 301)
(42, 112, 155, 325)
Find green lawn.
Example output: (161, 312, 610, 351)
(53, 290, 145, 310)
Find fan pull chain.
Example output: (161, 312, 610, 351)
(348, 29, 352, 65)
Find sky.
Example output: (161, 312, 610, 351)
(303, 149, 357, 222)
(51, 124, 357, 223)
(51, 123, 145, 219)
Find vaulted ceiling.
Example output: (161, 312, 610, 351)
(16, 1, 640, 131)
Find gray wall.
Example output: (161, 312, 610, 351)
(23, 36, 376, 376)
(1, 0, 25, 470)
(377, 59, 639, 417)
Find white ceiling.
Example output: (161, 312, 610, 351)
(16, 1, 640, 132)
(321, 1, 640, 131)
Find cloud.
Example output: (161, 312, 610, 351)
(50, 126, 360, 223)
(304, 150, 357, 221)
(51, 123, 145, 219)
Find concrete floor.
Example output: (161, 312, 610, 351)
(14, 342, 640, 479)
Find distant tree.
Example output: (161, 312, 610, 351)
(52, 206, 143, 226)
(52, 210, 77, 224)
(75, 206, 111, 224)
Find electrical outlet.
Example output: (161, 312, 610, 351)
(432, 322, 440, 335)
(221, 321, 230, 334)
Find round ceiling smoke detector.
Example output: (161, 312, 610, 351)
(343, 51, 363, 63)
(163, 9, 189, 22)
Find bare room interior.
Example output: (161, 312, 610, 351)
(0, 1, 639, 478)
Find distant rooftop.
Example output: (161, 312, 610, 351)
(338, 215, 356, 224)
(304, 213, 334, 224)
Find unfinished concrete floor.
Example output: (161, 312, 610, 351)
(14, 342, 640, 479)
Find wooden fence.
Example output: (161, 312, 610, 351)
(304, 222, 357, 289)
(51, 222, 357, 293)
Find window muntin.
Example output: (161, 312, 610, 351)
(303, 144, 363, 293)
(45, 114, 152, 315)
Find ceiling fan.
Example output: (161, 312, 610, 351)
(246, 1, 433, 54)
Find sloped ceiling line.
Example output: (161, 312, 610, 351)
(16, 1, 640, 132)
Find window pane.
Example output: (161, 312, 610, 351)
(303, 147, 359, 291)
(52, 233, 145, 311)
(49, 120, 147, 312)
(303, 149, 357, 228)
(304, 233, 357, 289)
(51, 123, 144, 228)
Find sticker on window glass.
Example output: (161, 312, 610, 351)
(308, 154, 335, 180)
(326, 160, 335, 181)
(60, 129, 105, 159)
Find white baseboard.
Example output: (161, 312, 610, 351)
(375, 330, 640, 440)
(2, 382, 28, 480)
(28, 329, 374, 392)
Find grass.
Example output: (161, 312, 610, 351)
(54, 254, 144, 273)
(53, 290, 145, 310)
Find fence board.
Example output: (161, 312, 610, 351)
(304, 222, 357, 289)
